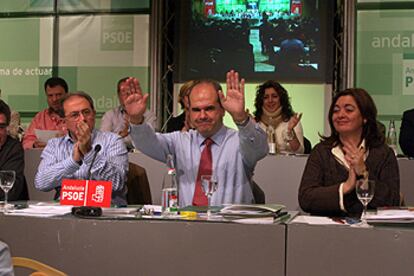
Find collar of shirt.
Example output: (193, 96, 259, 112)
(331, 139, 368, 170)
(196, 125, 227, 148)
(119, 105, 126, 114)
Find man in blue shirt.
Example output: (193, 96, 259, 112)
(100, 77, 156, 150)
(35, 91, 128, 205)
(123, 70, 268, 207)
(0, 241, 13, 275)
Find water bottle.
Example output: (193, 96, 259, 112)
(267, 126, 277, 155)
(161, 154, 179, 216)
(387, 120, 398, 156)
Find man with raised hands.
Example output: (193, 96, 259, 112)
(123, 70, 268, 207)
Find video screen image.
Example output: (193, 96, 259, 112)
(175, 0, 333, 82)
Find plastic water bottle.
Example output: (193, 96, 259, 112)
(387, 120, 398, 156)
(267, 126, 277, 155)
(161, 154, 179, 216)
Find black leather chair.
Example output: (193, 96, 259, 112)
(126, 163, 152, 205)
(252, 181, 265, 204)
(304, 136, 312, 154)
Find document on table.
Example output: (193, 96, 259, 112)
(366, 209, 414, 223)
(232, 217, 275, 224)
(7, 203, 72, 217)
(35, 129, 61, 143)
(292, 215, 346, 225)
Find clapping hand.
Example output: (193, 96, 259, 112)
(72, 120, 92, 162)
(342, 141, 366, 175)
(218, 70, 248, 123)
(122, 77, 149, 124)
(342, 141, 366, 194)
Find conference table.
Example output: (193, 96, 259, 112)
(1, 211, 414, 276)
(25, 150, 414, 208)
(0, 213, 286, 276)
(18, 150, 414, 275)
(286, 223, 414, 275)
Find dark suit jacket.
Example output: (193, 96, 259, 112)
(0, 136, 29, 200)
(399, 109, 414, 157)
(299, 142, 400, 217)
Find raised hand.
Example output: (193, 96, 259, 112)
(288, 112, 302, 131)
(218, 70, 247, 123)
(122, 77, 149, 124)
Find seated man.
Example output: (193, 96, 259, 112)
(0, 100, 29, 201)
(100, 77, 156, 150)
(0, 88, 23, 140)
(400, 108, 414, 157)
(34, 91, 128, 205)
(23, 77, 68, 149)
(124, 70, 268, 206)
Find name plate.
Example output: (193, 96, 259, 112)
(60, 179, 112, 207)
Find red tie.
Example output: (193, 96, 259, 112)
(193, 138, 213, 206)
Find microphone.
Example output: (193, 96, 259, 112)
(87, 144, 102, 180)
(72, 144, 103, 218)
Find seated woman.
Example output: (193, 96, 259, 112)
(166, 80, 194, 132)
(299, 88, 400, 217)
(253, 80, 304, 154)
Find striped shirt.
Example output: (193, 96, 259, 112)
(35, 129, 128, 205)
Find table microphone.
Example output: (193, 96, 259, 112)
(72, 144, 103, 218)
(87, 144, 102, 180)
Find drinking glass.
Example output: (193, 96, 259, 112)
(201, 175, 218, 218)
(355, 179, 375, 228)
(0, 170, 16, 213)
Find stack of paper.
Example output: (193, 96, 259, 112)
(7, 204, 72, 217)
(34, 129, 62, 143)
(366, 209, 414, 224)
(219, 204, 285, 217)
(292, 215, 347, 225)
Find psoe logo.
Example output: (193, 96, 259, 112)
(92, 185, 105, 203)
(101, 16, 134, 51)
(402, 57, 414, 95)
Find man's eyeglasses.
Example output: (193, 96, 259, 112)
(65, 108, 94, 121)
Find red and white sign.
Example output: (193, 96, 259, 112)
(60, 179, 112, 207)
(291, 0, 303, 16)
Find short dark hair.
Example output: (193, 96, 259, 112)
(44, 77, 69, 93)
(254, 80, 294, 121)
(117, 77, 130, 94)
(58, 91, 95, 118)
(323, 88, 384, 148)
(187, 79, 223, 107)
(0, 100, 11, 125)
